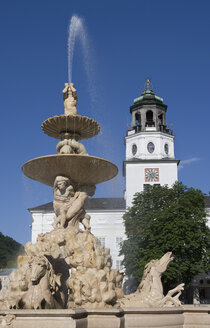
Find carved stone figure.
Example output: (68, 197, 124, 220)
(20, 255, 64, 309)
(53, 176, 95, 230)
(67, 267, 117, 308)
(0, 260, 30, 309)
(56, 138, 87, 155)
(0, 170, 185, 311)
(0, 219, 184, 309)
(0, 256, 64, 310)
(62, 83, 77, 115)
(66, 242, 124, 308)
(119, 252, 184, 307)
(21, 220, 124, 309)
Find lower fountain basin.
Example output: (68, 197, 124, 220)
(22, 154, 118, 186)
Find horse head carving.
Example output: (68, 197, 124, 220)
(20, 256, 63, 309)
(120, 252, 184, 307)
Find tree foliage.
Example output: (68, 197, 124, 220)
(0, 232, 23, 268)
(120, 182, 210, 289)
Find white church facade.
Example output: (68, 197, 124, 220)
(29, 81, 210, 272)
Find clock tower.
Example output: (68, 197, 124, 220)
(124, 79, 179, 207)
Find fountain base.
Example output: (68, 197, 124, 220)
(1, 306, 209, 328)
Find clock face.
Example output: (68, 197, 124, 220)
(164, 143, 169, 155)
(147, 142, 155, 153)
(132, 144, 137, 155)
(145, 168, 159, 182)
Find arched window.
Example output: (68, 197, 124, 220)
(158, 113, 163, 125)
(146, 110, 154, 127)
(135, 112, 141, 125)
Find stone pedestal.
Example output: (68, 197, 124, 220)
(1, 306, 210, 328)
(123, 308, 184, 328)
(0, 309, 87, 328)
(183, 305, 210, 328)
(87, 308, 124, 328)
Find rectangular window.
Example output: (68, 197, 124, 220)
(143, 184, 150, 192)
(143, 183, 160, 191)
(98, 237, 105, 247)
(116, 260, 123, 271)
(116, 237, 123, 248)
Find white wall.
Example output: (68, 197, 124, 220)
(89, 210, 126, 270)
(125, 131, 175, 160)
(125, 162, 178, 207)
(31, 213, 54, 244)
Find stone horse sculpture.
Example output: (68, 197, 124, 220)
(0, 255, 64, 310)
(19, 255, 64, 309)
(120, 252, 184, 307)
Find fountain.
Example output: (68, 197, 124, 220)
(0, 82, 189, 327)
(17, 83, 122, 309)
(0, 17, 207, 328)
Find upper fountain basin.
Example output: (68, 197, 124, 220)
(42, 114, 100, 141)
(22, 154, 118, 186)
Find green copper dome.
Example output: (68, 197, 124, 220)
(134, 89, 163, 104)
(134, 79, 163, 104)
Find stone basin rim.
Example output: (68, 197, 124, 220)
(22, 154, 118, 187)
(42, 114, 101, 141)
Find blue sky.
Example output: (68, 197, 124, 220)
(0, 0, 209, 244)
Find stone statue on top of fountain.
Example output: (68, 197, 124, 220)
(56, 82, 88, 155)
(63, 83, 77, 115)
(52, 175, 95, 231)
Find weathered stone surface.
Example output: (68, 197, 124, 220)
(86, 308, 124, 328)
(62, 83, 78, 116)
(0, 180, 124, 310)
(0, 229, 183, 310)
(183, 305, 210, 328)
(0, 306, 209, 328)
(0, 309, 87, 328)
(0, 255, 64, 310)
(123, 308, 184, 328)
(56, 138, 87, 155)
(0, 314, 15, 327)
(119, 253, 184, 308)
(22, 154, 118, 186)
(52, 177, 95, 230)
(25, 226, 123, 308)
(42, 115, 100, 141)
(0, 181, 183, 311)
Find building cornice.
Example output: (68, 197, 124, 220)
(125, 130, 175, 140)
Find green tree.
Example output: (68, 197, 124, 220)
(120, 182, 210, 290)
(0, 232, 23, 268)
